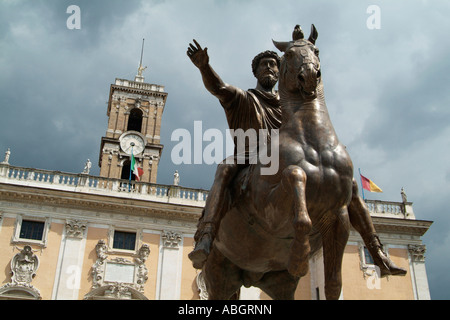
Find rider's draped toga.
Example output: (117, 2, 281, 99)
(220, 88, 282, 164)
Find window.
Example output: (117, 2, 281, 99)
(113, 231, 137, 251)
(363, 247, 375, 265)
(19, 220, 45, 241)
(12, 217, 49, 247)
(127, 108, 143, 133)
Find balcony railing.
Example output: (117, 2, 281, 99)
(0, 164, 207, 207)
(114, 78, 165, 93)
(365, 199, 414, 219)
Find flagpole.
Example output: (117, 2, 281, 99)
(129, 143, 135, 192)
(358, 168, 366, 201)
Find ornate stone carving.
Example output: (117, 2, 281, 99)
(92, 240, 108, 288)
(409, 244, 426, 262)
(196, 271, 209, 300)
(65, 220, 87, 238)
(135, 99, 142, 108)
(162, 230, 182, 248)
(89, 239, 150, 298)
(136, 244, 150, 263)
(0, 245, 41, 299)
(11, 246, 39, 284)
(84, 283, 148, 300)
(104, 282, 133, 299)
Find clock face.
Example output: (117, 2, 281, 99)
(120, 133, 145, 155)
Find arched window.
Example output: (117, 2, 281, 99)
(121, 160, 136, 181)
(127, 108, 143, 133)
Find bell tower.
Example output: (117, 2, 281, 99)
(98, 39, 167, 183)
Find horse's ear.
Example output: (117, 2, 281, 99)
(308, 24, 318, 45)
(272, 40, 290, 52)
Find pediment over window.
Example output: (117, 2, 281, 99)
(84, 283, 148, 300)
(0, 283, 41, 300)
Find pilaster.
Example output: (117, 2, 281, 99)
(156, 230, 183, 300)
(52, 220, 88, 300)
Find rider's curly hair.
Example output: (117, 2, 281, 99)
(251, 51, 281, 77)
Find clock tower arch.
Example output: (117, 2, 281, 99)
(98, 43, 167, 183)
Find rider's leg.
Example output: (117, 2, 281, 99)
(189, 161, 239, 269)
(203, 245, 243, 300)
(348, 179, 407, 277)
(254, 270, 300, 300)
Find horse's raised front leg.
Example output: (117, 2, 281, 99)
(280, 165, 312, 277)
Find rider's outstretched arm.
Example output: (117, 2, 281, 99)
(187, 39, 238, 107)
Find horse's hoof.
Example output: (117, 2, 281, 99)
(189, 249, 208, 269)
(188, 235, 212, 269)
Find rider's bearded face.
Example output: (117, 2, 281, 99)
(256, 57, 279, 90)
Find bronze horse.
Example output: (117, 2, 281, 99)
(202, 25, 378, 300)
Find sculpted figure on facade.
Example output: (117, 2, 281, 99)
(11, 245, 39, 285)
(0, 245, 41, 299)
(2, 148, 10, 164)
(83, 159, 92, 174)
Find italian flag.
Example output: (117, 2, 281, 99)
(360, 174, 383, 193)
(131, 153, 144, 181)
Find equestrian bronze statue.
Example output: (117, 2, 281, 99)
(188, 25, 406, 300)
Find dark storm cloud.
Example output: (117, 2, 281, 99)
(1, 0, 449, 299)
(360, 28, 450, 155)
(0, 0, 146, 173)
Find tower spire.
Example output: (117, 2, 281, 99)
(135, 38, 147, 82)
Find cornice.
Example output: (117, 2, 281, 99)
(110, 85, 168, 102)
(106, 83, 168, 117)
(369, 216, 432, 237)
(0, 183, 201, 223)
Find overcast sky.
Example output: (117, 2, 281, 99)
(1, 0, 449, 299)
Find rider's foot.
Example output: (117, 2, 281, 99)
(366, 234, 407, 277)
(374, 248, 407, 277)
(188, 233, 212, 269)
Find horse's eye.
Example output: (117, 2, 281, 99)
(314, 48, 320, 56)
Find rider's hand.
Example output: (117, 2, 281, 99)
(187, 39, 209, 69)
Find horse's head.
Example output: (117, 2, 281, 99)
(273, 24, 321, 99)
